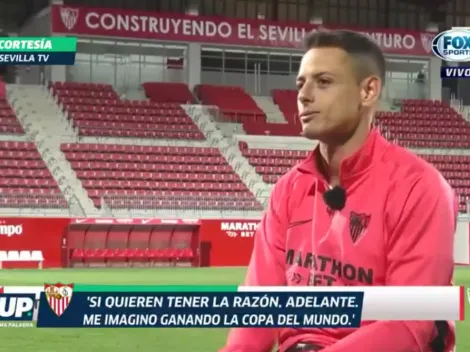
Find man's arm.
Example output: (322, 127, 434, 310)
(220, 182, 289, 352)
(322, 172, 456, 352)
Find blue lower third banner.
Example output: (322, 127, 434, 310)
(36, 292, 364, 328)
(0, 52, 76, 65)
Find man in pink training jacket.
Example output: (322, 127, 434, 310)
(221, 30, 457, 352)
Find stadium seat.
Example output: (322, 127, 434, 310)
(129, 249, 148, 266)
(83, 249, 97, 264)
(19, 250, 31, 260)
(0, 250, 7, 264)
(106, 249, 129, 264)
(126, 248, 137, 260)
(180, 248, 195, 264)
(71, 248, 85, 262)
(147, 249, 163, 265)
(96, 249, 107, 261)
(31, 250, 44, 262)
(164, 248, 175, 260)
(174, 248, 194, 262)
(110, 249, 128, 262)
(7, 250, 19, 260)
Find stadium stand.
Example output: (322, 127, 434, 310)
(3, 79, 469, 215)
(242, 120, 301, 136)
(237, 96, 470, 213)
(377, 99, 470, 148)
(215, 89, 470, 213)
(240, 142, 470, 213)
(196, 85, 301, 136)
(195, 84, 266, 123)
(142, 82, 195, 104)
(0, 4, 468, 219)
(50, 81, 204, 140)
(0, 141, 66, 209)
(61, 142, 262, 211)
(42, 80, 263, 215)
(2, 78, 469, 216)
(272, 89, 298, 126)
(239, 142, 308, 184)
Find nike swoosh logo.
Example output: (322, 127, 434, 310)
(288, 219, 312, 228)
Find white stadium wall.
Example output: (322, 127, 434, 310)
(455, 218, 470, 265)
(16, 8, 52, 85)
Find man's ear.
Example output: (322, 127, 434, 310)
(360, 76, 381, 107)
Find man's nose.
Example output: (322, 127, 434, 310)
(298, 89, 313, 105)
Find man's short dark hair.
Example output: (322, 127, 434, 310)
(303, 30, 386, 84)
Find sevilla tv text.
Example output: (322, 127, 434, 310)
(0, 54, 49, 64)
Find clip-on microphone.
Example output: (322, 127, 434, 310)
(323, 186, 346, 211)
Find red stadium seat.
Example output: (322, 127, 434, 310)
(126, 249, 147, 266)
(71, 248, 84, 262)
(182, 248, 194, 259)
(83, 249, 95, 261)
(147, 249, 163, 262)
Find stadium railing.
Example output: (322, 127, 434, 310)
(189, 104, 249, 135)
(0, 193, 85, 216)
(100, 194, 267, 218)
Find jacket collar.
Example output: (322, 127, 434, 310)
(296, 128, 389, 189)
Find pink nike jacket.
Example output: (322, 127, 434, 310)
(221, 129, 457, 352)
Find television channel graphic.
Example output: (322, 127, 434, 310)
(0, 37, 77, 65)
(432, 28, 470, 62)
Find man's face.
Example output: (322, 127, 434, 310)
(296, 47, 363, 143)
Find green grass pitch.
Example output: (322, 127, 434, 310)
(1, 266, 468, 352)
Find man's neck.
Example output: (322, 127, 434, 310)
(318, 122, 372, 185)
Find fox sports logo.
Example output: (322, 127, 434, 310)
(432, 29, 470, 62)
